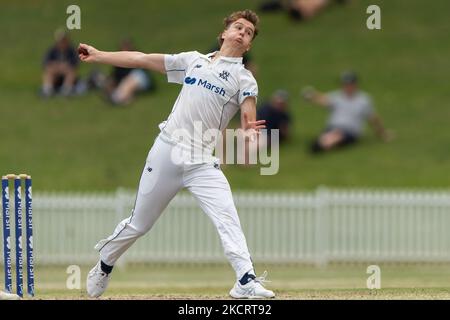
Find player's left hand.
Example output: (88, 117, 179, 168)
(243, 112, 266, 142)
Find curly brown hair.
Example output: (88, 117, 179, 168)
(217, 10, 260, 48)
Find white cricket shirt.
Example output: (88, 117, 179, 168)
(159, 51, 258, 159)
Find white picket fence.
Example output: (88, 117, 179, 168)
(2, 188, 450, 266)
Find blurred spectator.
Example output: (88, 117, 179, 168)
(257, 89, 291, 144)
(41, 29, 79, 97)
(301, 71, 394, 154)
(98, 38, 155, 106)
(244, 89, 292, 163)
(259, 0, 349, 21)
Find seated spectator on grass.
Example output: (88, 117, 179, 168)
(102, 38, 155, 106)
(259, 0, 349, 21)
(41, 29, 79, 97)
(301, 71, 394, 154)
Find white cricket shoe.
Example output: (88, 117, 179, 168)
(229, 271, 275, 299)
(86, 261, 111, 298)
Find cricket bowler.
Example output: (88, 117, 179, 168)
(78, 9, 275, 299)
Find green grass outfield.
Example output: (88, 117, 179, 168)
(3, 263, 450, 299)
(0, 0, 448, 190)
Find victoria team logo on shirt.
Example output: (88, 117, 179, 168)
(219, 70, 230, 81)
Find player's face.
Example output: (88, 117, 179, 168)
(222, 18, 255, 53)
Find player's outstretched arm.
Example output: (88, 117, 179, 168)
(78, 43, 166, 74)
(239, 97, 266, 165)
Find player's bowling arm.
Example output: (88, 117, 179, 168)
(134, 53, 166, 74)
(78, 43, 166, 73)
(240, 97, 266, 136)
(95, 51, 165, 73)
(240, 97, 257, 128)
(240, 97, 266, 166)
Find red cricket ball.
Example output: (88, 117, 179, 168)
(78, 47, 88, 55)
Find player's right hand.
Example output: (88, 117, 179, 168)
(242, 112, 266, 142)
(78, 43, 99, 63)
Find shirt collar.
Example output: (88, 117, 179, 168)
(205, 51, 243, 64)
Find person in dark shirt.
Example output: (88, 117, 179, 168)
(41, 30, 79, 97)
(257, 89, 291, 144)
(245, 89, 291, 162)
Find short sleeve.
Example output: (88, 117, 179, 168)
(164, 51, 199, 84)
(238, 69, 258, 105)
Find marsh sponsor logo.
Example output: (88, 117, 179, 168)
(198, 79, 226, 96)
(6, 236, 11, 250)
(16, 186, 22, 200)
(243, 91, 256, 97)
(184, 76, 196, 85)
(28, 236, 33, 250)
(3, 186, 9, 200)
(184, 76, 226, 97)
(5, 254, 12, 275)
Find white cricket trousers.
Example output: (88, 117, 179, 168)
(95, 136, 254, 280)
